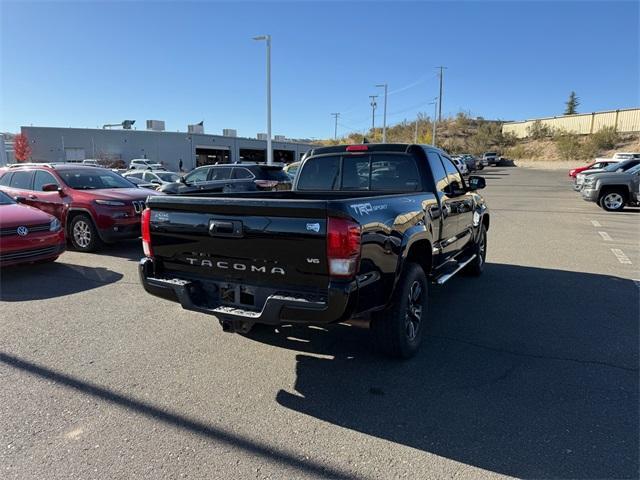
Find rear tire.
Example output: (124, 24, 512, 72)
(598, 189, 626, 212)
(464, 224, 487, 276)
(370, 263, 428, 359)
(69, 214, 102, 252)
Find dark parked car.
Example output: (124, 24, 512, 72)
(139, 143, 489, 358)
(0, 163, 162, 252)
(158, 163, 292, 195)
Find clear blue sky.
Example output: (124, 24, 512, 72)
(1, 1, 638, 139)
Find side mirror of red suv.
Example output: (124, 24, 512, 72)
(42, 183, 61, 193)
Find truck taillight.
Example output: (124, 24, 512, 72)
(327, 217, 361, 277)
(141, 208, 153, 258)
(254, 179, 279, 190)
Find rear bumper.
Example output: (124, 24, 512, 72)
(138, 257, 358, 325)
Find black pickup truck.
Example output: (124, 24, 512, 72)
(139, 144, 489, 358)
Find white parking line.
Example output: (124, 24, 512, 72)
(611, 248, 633, 265)
(591, 220, 602, 227)
(598, 231, 613, 241)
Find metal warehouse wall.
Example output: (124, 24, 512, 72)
(502, 108, 640, 138)
(19, 127, 314, 171)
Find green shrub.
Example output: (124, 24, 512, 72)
(554, 132, 584, 160)
(589, 126, 619, 150)
(506, 145, 529, 159)
(527, 120, 553, 140)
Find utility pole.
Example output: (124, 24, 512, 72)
(429, 98, 438, 147)
(436, 66, 447, 122)
(376, 83, 388, 142)
(414, 116, 419, 143)
(369, 95, 378, 136)
(331, 113, 340, 140)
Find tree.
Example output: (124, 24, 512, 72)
(564, 91, 580, 115)
(14, 133, 32, 162)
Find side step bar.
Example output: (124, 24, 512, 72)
(435, 254, 477, 285)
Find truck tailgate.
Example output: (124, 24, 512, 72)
(146, 195, 330, 290)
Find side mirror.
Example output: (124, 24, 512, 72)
(15, 196, 27, 204)
(41, 183, 59, 192)
(180, 176, 187, 184)
(468, 176, 486, 190)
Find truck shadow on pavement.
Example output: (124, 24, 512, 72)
(0, 262, 123, 301)
(249, 263, 639, 479)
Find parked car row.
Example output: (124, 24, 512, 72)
(0, 163, 163, 260)
(569, 153, 640, 212)
(0, 161, 297, 265)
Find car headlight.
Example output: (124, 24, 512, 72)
(50, 217, 61, 232)
(95, 199, 126, 206)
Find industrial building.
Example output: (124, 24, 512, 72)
(17, 124, 315, 172)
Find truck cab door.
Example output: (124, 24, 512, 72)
(440, 155, 475, 251)
(426, 152, 460, 259)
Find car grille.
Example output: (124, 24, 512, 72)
(132, 200, 145, 214)
(0, 245, 58, 262)
(0, 223, 50, 237)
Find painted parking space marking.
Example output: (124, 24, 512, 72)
(598, 231, 613, 241)
(591, 220, 602, 227)
(611, 248, 633, 265)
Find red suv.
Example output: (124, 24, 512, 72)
(0, 164, 162, 252)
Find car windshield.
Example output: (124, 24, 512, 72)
(603, 162, 622, 172)
(626, 164, 640, 174)
(0, 190, 15, 205)
(58, 169, 136, 189)
(155, 172, 180, 182)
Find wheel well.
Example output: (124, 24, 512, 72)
(404, 240, 432, 276)
(66, 210, 95, 233)
(599, 185, 629, 199)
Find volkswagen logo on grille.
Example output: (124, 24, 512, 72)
(16, 226, 29, 236)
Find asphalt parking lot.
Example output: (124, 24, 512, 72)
(1, 166, 638, 480)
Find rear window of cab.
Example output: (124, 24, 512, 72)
(296, 154, 422, 192)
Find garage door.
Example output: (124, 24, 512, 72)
(65, 148, 85, 162)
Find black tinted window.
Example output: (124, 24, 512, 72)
(298, 154, 421, 192)
(10, 170, 34, 189)
(297, 156, 340, 190)
(232, 168, 254, 180)
(209, 167, 232, 181)
(441, 155, 464, 188)
(370, 156, 421, 191)
(0, 172, 13, 187)
(34, 170, 59, 191)
(426, 152, 448, 192)
(342, 157, 369, 190)
(260, 168, 290, 181)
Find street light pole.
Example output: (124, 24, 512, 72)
(436, 66, 447, 122)
(253, 34, 273, 165)
(369, 95, 378, 137)
(376, 83, 388, 142)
